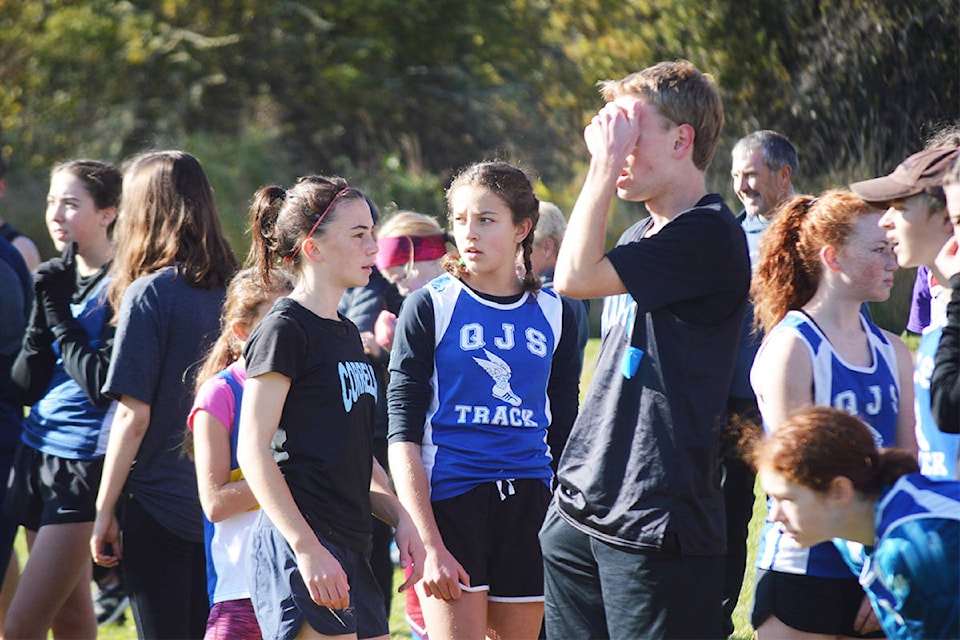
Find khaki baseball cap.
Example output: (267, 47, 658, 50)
(850, 147, 960, 206)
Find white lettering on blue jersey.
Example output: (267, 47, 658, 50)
(914, 319, 959, 479)
(600, 292, 636, 340)
(420, 275, 562, 502)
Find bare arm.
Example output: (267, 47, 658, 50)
(236, 373, 349, 610)
(388, 441, 470, 600)
(751, 331, 815, 430)
(369, 457, 424, 592)
(12, 236, 41, 272)
(886, 330, 918, 455)
(91, 395, 150, 566)
(554, 101, 641, 299)
(192, 410, 258, 523)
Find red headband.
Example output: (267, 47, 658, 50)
(285, 187, 353, 263)
(375, 234, 447, 270)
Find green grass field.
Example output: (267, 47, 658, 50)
(23, 337, 768, 639)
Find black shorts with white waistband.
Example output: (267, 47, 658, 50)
(432, 478, 551, 601)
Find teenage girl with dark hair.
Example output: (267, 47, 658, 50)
(237, 176, 423, 640)
(91, 150, 240, 639)
(747, 406, 958, 640)
(7, 160, 121, 638)
(387, 161, 580, 640)
(749, 190, 916, 640)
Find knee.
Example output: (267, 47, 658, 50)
(4, 610, 42, 640)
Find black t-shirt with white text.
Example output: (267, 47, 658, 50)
(244, 297, 377, 551)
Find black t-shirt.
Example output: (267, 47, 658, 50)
(244, 297, 378, 550)
(555, 194, 750, 555)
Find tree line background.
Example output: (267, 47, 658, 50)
(1, 0, 957, 331)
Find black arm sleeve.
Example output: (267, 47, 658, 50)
(386, 289, 436, 445)
(546, 297, 581, 472)
(931, 274, 960, 433)
(10, 301, 56, 406)
(607, 207, 749, 325)
(53, 314, 116, 407)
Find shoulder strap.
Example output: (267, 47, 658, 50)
(215, 369, 244, 469)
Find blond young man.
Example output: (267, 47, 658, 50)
(541, 60, 750, 639)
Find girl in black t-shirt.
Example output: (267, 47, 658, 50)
(237, 176, 424, 640)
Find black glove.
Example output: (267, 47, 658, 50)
(23, 295, 53, 349)
(35, 242, 78, 332)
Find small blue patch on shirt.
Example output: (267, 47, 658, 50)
(622, 346, 644, 379)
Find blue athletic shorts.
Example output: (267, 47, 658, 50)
(247, 512, 388, 640)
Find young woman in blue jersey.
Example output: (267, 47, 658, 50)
(91, 151, 240, 639)
(236, 176, 423, 640)
(748, 406, 958, 640)
(749, 190, 917, 640)
(187, 267, 293, 640)
(387, 161, 580, 640)
(5, 160, 121, 638)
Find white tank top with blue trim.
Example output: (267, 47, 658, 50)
(755, 310, 901, 577)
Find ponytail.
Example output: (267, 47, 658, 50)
(751, 196, 820, 334)
(248, 185, 289, 287)
(752, 190, 876, 334)
(748, 406, 918, 498)
(246, 176, 359, 288)
(184, 267, 294, 458)
(868, 448, 921, 495)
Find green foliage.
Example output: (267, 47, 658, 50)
(3, 0, 954, 188)
(1, 0, 952, 320)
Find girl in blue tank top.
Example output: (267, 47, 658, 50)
(186, 268, 292, 639)
(750, 190, 916, 639)
(387, 162, 580, 640)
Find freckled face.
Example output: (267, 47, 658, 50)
(833, 213, 898, 302)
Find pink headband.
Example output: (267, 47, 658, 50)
(375, 234, 447, 270)
(285, 187, 354, 263)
